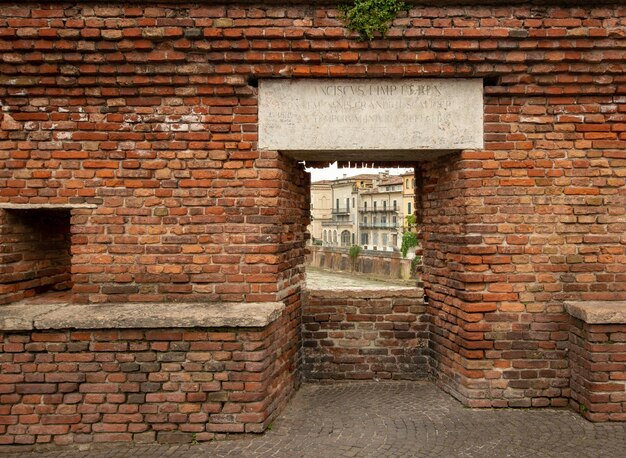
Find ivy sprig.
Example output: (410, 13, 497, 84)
(340, 0, 409, 41)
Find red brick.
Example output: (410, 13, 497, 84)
(0, 1, 624, 446)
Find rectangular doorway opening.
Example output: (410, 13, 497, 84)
(302, 162, 427, 382)
(306, 164, 421, 284)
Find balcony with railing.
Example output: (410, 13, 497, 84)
(359, 207, 400, 213)
(322, 218, 354, 227)
(331, 207, 351, 215)
(359, 222, 400, 229)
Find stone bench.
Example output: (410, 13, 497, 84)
(565, 301, 626, 422)
(0, 301, 284, 331)
(0, 300, 296, 447)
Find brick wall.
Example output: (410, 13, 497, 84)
(0, 0, 624, 426)
(420, 148, 573, 407)
(1, 1, 624, 308)
(307, 245, 421, 281)
(303, 288, 428, 381)
(0, 2, 312, 305)
(569, 317, 626, 421)
(412, 1, 626, 406)
(0, 314, 300, 446)
(0, 209, 72, 305)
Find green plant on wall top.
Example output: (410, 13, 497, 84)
(348, 244, 362, 259)
(401, 213, 419, 258)
(348, 244, 362, 271)
(340, 0, 409, 41)
(401, 231, 418, 258)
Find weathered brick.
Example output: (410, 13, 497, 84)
(0, 321, 290, 446)
(0, 1, 625, 449)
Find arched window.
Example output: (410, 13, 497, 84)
(341, 230, 350, 246)
(333, 230, 337, 244)
(323, 230, 327, 242)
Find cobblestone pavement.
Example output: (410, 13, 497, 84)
(5, 381, 626, 458)
(306, 267, 416, 290)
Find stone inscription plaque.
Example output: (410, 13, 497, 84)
(258, 79, 483, 158)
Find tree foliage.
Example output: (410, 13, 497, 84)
(348, 244, 362, 259)
(348, 244, 362, 272)
(401, 231, 418, 258)
(401, 213, 419, 258)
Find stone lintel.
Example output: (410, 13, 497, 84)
(0, 302, 285, 331)
(0, 203, 97, 210)
(259, 78, 484, 158)
(565, 301, 626, 324)
(284, 149, 455, 162)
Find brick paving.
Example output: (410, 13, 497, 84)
(4, 381, 626, 458)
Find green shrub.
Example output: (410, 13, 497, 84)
(348, 244, 362, 259)
(348, 244, 362, 271)
(401, 231, 418, 258)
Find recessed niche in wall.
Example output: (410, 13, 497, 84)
(0, 205, 86, 305)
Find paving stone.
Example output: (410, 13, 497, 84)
(4, 381, 626, 458)
(306, 268, 415, 290)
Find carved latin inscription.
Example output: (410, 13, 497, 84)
(258, 79, 484, 154)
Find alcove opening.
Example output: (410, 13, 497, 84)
(0, 208, 73, 305)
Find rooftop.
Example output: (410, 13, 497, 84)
(378, 176, 404, 186)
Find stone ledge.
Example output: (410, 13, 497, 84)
(565, 301, 626, 324)
(0, 203, 97, 210)
(0, 302, 285, 331)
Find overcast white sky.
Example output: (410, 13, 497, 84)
(306, 162, 412, 182)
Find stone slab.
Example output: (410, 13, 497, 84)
(0, 303, 67, 331)
(0, 302, 284, 331)
(0, 203, 97, 210)
(258, 78, 483, 161)
(306, 267, 418, 290)
(565, 301, 626, 324)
